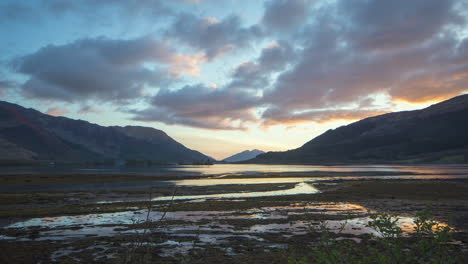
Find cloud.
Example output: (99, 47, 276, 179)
(262, 0, 313, 32)
(0, 79, 14, 89)
(46, 106, 69, 116)
(260, 0, 468, 126)
(340, 0, 462, 51)
(228, 41, 296, 90)
(130, 84, 260, 130)
(0, 2, 38, 23)
(168, 53, 206, 77)
(5, 0, 468, 131)
(77, 105, 102, 114)
(0, 0, 174, 24)
(130, 0, 468, 130)
(13, 36, 205, 103)
(262, 107, 389, 127)
(167, 13, 263, 59)
(390, 64, 468, 103)
(0, 79, 16, 97)
(179, 0, 204, 3)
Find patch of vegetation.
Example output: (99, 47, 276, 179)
(289, 209, 465, 264)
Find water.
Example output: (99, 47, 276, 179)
(2, 202, 438, 242)
(2, 164, 468, 192)
(2, 164, 468, 176)
(170, 164, 468, 175)
(152, 182, 320, 201)
(2, 164, 465, 262)
(173, 174, 468, 187)
(8, 202, 361, 230)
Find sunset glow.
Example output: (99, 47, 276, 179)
(1, 0, 467, 159)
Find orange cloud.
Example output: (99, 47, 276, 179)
(167, 53, 206, 77)
(391, 73, 468, 104)
(46, 106, 69, 116)
(262, 109, 389, 127)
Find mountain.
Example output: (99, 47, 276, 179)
(249, 94, 468, 164)
(223, 149, 265, 162)
(0, 101, 213, 164)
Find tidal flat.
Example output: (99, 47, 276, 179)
(1, 165, 468, 263)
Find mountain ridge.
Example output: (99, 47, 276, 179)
(0, 100, 213, 164)
(248, 94, 468, 164)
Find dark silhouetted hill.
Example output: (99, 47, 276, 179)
(0, 101, 213, 164)
(249, 94, 468, 164)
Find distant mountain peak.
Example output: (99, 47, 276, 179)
(223, 149, 265, 163)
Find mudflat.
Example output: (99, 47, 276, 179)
(1, 171, 468, 263)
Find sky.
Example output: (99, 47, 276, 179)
(1, 0, 468, 160)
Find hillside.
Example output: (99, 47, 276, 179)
(0, 101, 212, 164)
(250, 94, 468, 164)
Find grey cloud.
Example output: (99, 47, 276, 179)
(258, 42, 296, 71)
(167, 13, 263, 59)
(0, 79, 15, 89)
(340, 0, 462, 51)
(266, 34, 468, 110)
(0, 2, 38, 23)
(48, 0, 174, 19)
(5, 0, 468, 131)
(228, 41, 296, 89)
(0, 0, 174, 24)
(13, 36, 185, 103)
(77, 105, 101, 114)
(0, 79, 14, 97)
(131, 0, 468, 129)
(0, 78, 17, 97)
(84, 36, 174, 65)
(262, 0, 313, 32)
(130, 84, 260, 130)
(260, 0, 468, 125)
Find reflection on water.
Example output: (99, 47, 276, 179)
(153, 182, 320, 201)
(247, 216, 421, 237)
(2, 164, 468, 193)
(5, 202, 367, 230)
(1, 163, 464, 262)
(172, 174, 468, 187)
(3, 202, 443, 242)
(171, 164, 401, 174)
(2, 164, 468, 176)
(169, 164, 468, 175)
(174, 177, 315, 186)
